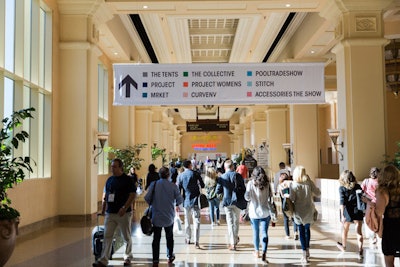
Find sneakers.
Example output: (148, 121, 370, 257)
(228, 244, 236, 251)
(217, 220, 221, 226)
(301, 250, 309, 263)
(300, 256, 309, 263)
(336, 242, 346, 252)
(285, 235, 291, 240)
(253, 250, 260, 258)
(167, 255, 176, 264)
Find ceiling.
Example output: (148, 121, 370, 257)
(79, 0, 400, 131)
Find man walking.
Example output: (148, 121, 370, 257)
(93, 158, 136, 267)
(217, 159, 245, 250)
(177, 160, 205, 248)
(145, 166, 183, 266)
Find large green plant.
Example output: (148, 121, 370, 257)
(384, 141, 400, 169)
(0, 108, 35, 219)
(106, 144, 147, 173)
(151, 145, 167, 166)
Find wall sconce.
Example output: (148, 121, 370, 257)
(327, 129, 343, 161)
(93, 132, 109, 164)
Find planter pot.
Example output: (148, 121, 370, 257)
(0, 218, 19, 267)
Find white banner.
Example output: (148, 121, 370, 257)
(113, 63, 325, 106)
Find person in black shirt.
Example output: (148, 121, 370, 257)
(145, 163, 159, 190)
(93, 159, 136, 267)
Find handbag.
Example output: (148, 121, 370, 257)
(198, 193, 209, 209)
(313, 208, 319, 222)
(282, 196, 295, 218)
(365, 202, 383, 238)
(141, 181, 157, 236)
(140, 206, 153, 236)
(267, 184, 277, 221)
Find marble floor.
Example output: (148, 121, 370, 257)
(5, 199, 395, 267)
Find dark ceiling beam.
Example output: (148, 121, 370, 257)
(263, 12, 296, 63)
(129, 14, 159, 63)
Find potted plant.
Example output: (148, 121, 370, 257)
(0, 107, 35, 266)
(151, 144, 167, 166)
(106, 143, 147, 173)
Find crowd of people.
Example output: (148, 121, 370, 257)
(92, 157, 400, 267)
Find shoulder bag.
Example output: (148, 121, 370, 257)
(267, 184, 277, 221)
(141, 181, 157, 236)
(233, 173, 248, 210)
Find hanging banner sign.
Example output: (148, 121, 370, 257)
(113, 63, 325, 106)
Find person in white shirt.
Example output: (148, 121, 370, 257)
(244, 166, 273, 263)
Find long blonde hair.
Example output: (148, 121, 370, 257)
(339, 170, 356, 190)
(204, 166, 217, 187)
(292, 165, 309, 183)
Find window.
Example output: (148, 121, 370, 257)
(0, 0, 52, 179)
(98, 64, 109, 174)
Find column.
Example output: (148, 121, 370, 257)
(266, 106, 289, 175)
(57, 10, 107, 217)
(290, 105, 319, 181)
(331, 6, 388, 176)
(135, 107, 153, 178)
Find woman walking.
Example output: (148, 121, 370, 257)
(204, 166, 221, 226)
(290, 165, 321, 263)
(373, 165, 400, 267)
(278, 172, 298, 240)
(337, 170, 364, 260)
(244, 166, 272, 263)
(361, 167, 380, 246)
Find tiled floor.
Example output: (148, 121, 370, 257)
(5, 199, 392, 267)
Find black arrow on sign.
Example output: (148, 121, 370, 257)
(118, 75, 137, 98)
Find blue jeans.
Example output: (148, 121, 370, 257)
(250, 216, 271, 253)
(283, 211, 297, 236)
(208, 198, 220, 223)
(297, 223, 311, 251)
(152, 224, 174, 263)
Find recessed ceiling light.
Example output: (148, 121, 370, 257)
(113, 52, 118, 55)
(143, 5, 148, 9)
(285, 4, 291, 7)
(310, 50, 315, 54)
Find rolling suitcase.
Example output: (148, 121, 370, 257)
(92, 215, 115, 260)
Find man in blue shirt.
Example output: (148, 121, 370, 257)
(145, 166, 183, 266)
(216, 159, 245, 251)
(177, 160, 205, 248)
